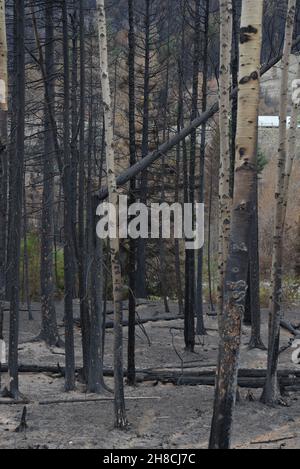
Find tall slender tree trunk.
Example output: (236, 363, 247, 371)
(0, 0, 7, 314)
(0, 0, 8, 331)
(209, 0, 263, 448)
(6, 0, 26, 399)
(22, 185, 33, 321)
(78, 0, 90, 384)
(174, 1, 186, 318)
(127, 0, 137, 386)
(136, 0, 150, 299)
(184, 0, 201, 352)
(63, 0, 76, 392)
(40, 1, 60, 346)
(196, 0, 210, 335)
(218, 0, 233, 315)
(248, 178, 265, 349)
(261, 0, 296, 405)
(97, 0, 128, 429)
(88, 188, 106, 393)
(70, 3, 79, 235)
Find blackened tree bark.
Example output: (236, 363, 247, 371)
(248, 180, 265, 350)
(136, 0, 150, 299)
(70, 3, 79, 233)
(39, 1, 60, 346)
(0, 0, 8, 325)
(22, 185, 33, 321)
(88, 192, 106, 393)
(6, 0, 25, 399)
(184, 0, 201, 352)
(209, 0, 264, 448)
(175, 0, 186, 317)
(196, 0, 210, 336)
(127, 0, 137, 386)
(78, 0, 90, 384)
(63, 0, 76, 392)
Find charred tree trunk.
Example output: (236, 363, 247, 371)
(127, 0, 137, 386)
(195, 0, 210, 336)
(40, 1, 60, 346)
(78, 0, 90, 385)
(63, 0, 76, 392)
(0, 0, 7, 315)
(6, 0, 25, 399)
(209, 0, 263, 448)
(248, 182, 265, 350)
(184, 0, 201, 352)
(136, 0, 150, 299)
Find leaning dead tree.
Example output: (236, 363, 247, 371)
(261, 0, 297, 406)
(209, 0, 264, 449)
(218, 0, 233, 314)
(97, 34, 300, 203)
(96, 0, 128, 429)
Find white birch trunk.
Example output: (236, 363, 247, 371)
(210, 0, 263, 448)
(218, 0, 233, 312)
(96, 0, 128, 428)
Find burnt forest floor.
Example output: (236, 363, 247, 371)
(1, 300, 300, 449)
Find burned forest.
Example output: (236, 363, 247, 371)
(0, 0, 300, 453)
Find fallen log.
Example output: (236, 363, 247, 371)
(73, 313, 185, 330)
(39, 396, 161, 406)
(250, 435, 298, 445)
(1, 364, 300, 380)
(0, 400, 29, 406)
(140, 375, 300, 389)
(280, 320, 300, 337)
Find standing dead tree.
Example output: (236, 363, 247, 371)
(39, 1, 61, 347)
(96, 0, 128, 429)
(62, 0, 76, 392)
(218, 0, 232, 314)
(127, 0, 137, 386)
(261, 0, 297, 406)
(0, 0, 8, 341)
(5, 0, 26, 400)
(209, 0, 264, 449)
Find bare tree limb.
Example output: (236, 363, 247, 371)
(97, 34, 300, 201)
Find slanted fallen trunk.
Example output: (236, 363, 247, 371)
(97, 36, 300, 202)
